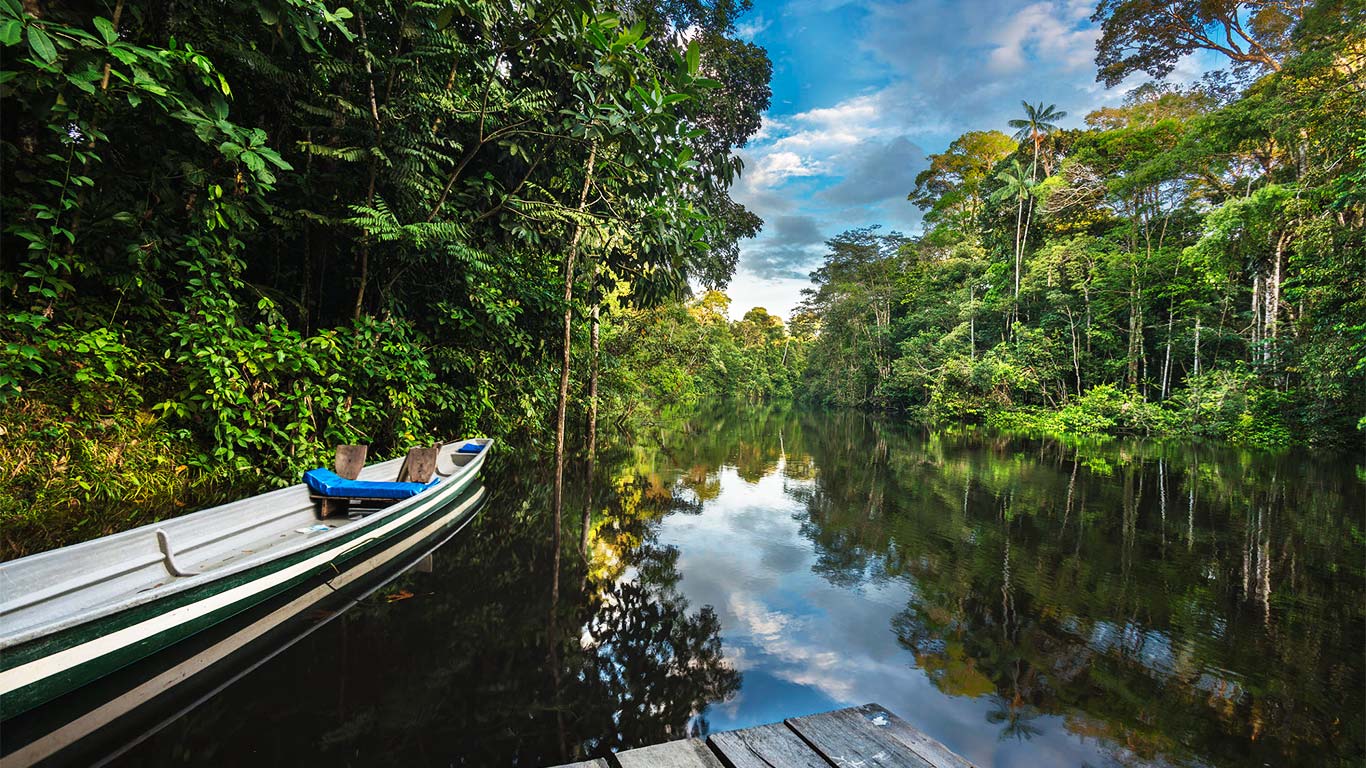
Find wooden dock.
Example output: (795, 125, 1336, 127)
(549, 703, 976, 768)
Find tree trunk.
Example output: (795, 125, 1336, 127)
(1161, 311, 1175, 400)
(1068, 308, 1081, 396)
(1268, 233, 1284, 372)
(354, 10, 382, 321)
(1084, 284, 1093, 355)
(1250, 273, 1261, 364)
(969, 285, 976, 360)
(1019, 195, 1034, 302)
(1013, 198, 1025, 299)
(1193, 316, 1201, 377)
(581, 293, 601, 557)
(551, 142, 598, 607)
(1127, 272, 1142, 390)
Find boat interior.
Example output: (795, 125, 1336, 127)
(0, 439, 490, 649)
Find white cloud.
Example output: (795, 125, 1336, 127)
(747, 149, 827, 188)
(726, 86, 937, 316)
(986, 1, 1099, 74)
(734, 15, 771, 41)
(727, 269, 812, 321)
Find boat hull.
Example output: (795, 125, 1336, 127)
(0, 448, 486, 719)
(1, 482, 488, 767)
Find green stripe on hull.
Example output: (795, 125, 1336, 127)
(0, 477, 480, 718)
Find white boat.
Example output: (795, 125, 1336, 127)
(0, 439, 492, 722)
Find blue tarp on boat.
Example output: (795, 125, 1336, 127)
(303, 468, 439, 499)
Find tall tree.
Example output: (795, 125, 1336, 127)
(910, 130, 1017, 241)
(992, 159, 1039, 301)
(1008, 101, 1067, 178)
(1092, 0, 1307, 86)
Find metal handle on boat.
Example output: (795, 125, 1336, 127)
(156, 529, 194, 577)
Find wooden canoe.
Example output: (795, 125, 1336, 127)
(0, 439, 492, 719)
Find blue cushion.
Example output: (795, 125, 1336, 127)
(456, 443, 485, 454)
(304, 468, 439, 499)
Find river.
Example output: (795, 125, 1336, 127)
(106, 405, 1363, 767)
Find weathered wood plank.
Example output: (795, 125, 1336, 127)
(333, 444, 368, 479)
(614, 739, 726, 768)
(397, 445, 441, 483)
(786, 707, 933, 768)
(317, 497, 349, 520)
(545, 760, 610, 768)
(708, 722, 830, 768)
(851, 704, 977, 768)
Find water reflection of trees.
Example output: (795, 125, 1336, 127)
(592, 405, 1364, 766)
(574, 543, 737, 754)
(113, 408, 1362, 768)
(790, 410, 1364, 767)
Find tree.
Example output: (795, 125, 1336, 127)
(1092, 0, 1306, 86)
(1008, 101, 1067, 178)
(910, 130, 1017, 240)
(799, 228, 909, 406)
(991, 159, 1039, 301)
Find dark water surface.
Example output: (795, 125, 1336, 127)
(109, 407, 1364, 767)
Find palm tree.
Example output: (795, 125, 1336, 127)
(1008, 101, 1067, 179)
(991, 158, 1037, 300)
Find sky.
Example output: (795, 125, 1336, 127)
(722, 0, 1212, 321)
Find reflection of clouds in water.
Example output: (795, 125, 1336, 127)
(656, 464, 1122, 768)
(727, 592, 794, 640)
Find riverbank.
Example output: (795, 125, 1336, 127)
(6, 379, 1361, 560)
(909, 379, 1359, 451)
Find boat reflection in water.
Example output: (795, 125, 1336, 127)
(1, 483, 487, 768)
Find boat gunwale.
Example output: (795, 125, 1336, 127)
(0, 440, 491, 651)
(0, 484, 488, 765)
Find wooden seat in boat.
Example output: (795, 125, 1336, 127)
(310, 445, 443, 518)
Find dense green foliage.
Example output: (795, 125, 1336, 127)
(597, 289, 805, 424)
(0, 0, 769, 553)
(799, 1, 1365, 448)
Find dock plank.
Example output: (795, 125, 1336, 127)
(851, 704, 977, 768)
(614, 739, 726, 768)
(708, 722, 831, 768)
(786, 707, 933, 768)
(545, 761, 609, 768)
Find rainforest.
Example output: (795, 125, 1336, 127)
(2, 0, 1364, 557)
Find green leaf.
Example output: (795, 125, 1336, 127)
(67, 72, 97, 93)
(0, 69, 16, 83)
(93, 16, 117, 44)
(239, 150, 265, 173)
(0, 19, 21, 46)
(26, 24, 57, 63)
(257, 147, 293, 170)
(685, 40, 700, 76)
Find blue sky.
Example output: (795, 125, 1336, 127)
(722, 0, 1212, 320)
